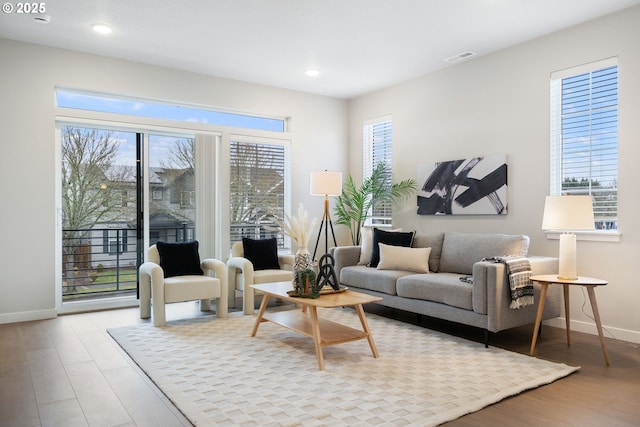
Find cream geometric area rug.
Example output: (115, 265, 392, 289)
(108, 309, 579, 427)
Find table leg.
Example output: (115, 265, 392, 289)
(308, 306, 324, 370)
(355, 304, 379, 358)
(250, 293, 271, 337)
(529, 282, 548, 356)
(563, 284, 571, 346)
(586, 286, 610, 366)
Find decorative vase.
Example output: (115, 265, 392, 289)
(293, 247, 313, 272)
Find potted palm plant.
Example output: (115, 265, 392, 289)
(333, 162, 416, 245)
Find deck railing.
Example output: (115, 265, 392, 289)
(62, 228, 141, 301)
(62, 223, 281, 301)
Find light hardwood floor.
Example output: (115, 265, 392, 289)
(1, 299, 639, 426)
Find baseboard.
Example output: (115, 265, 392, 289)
(0, 308, 57, 325)
(544, 317, 640, 344)
(58, 296, 139, 314)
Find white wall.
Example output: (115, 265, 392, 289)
(348, 6, 640, 343)
(0, 38, 348, 323)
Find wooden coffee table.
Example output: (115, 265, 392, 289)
(250, 281, 382, 370)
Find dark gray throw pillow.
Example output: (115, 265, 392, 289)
(242, 237, 280, 270)
(369, 229, 415, 268)
(156, 240, 204, 278)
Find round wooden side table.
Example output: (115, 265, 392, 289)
(529, 274, 609, 366)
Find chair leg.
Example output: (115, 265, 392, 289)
(139, 278, 151, 319)
(227, 267, 238, 309)
(151, 282, 166, 326)
(200, 299, 211, 311)
(152, 303, 166, 326)
(216, 295, 228, 318)
(243, 286, 254, 315)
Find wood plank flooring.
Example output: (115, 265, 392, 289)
(1, 299, 639, 426)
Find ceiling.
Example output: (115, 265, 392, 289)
(1, 0, 639, 99)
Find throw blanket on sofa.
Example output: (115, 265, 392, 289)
(482, 256, 534, 309)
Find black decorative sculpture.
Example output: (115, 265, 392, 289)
(316, 253, 340, 291)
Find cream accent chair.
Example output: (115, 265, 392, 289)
(227, 241, 294, 315)
(139, 245, 227, 326)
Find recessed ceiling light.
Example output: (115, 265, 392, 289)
(91, 23, 112, 34)
(305, 69, 319, 77)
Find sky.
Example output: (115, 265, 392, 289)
(56, 89, 285, 131)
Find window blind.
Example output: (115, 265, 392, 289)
(550, 59, 618, 230)
(363, 116, 393, 224)
(229, 140, 288, 246)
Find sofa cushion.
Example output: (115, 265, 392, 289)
(370, 229, 415, 267)
(411, 233, 445, 273)
(396, 272, 473, 311)
(340, 265, 412, 295)
(358, 227, 401, 265)
(377, 243, 431, 273)
(438, 232, 530, 275)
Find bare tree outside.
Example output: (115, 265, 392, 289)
(230, 141, 285, 243)
(61, 126, 133, 291)
(160, 137, 195, 170)
(62, 127, 133, 232)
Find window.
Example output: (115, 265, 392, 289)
(229, 138, 290, 247)
(56, 88, 287, 132)
(363, 116, 393, 225)
(103, 229, 127, 254)
(550, 58, 618, 231)
(180, 190, 195, 208)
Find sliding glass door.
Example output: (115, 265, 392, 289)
(60, 125, 141, 301)
(59, 126, 199, 303)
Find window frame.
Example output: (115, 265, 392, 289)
(549, 57, 621, 242)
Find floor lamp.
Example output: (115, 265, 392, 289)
(541, 195, 595, 280)
(310, 170, 342, 260)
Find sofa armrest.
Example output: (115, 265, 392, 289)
(331, 246, 361, 283)
(472, 256, 559, 313)
(472, 256, 560, 332)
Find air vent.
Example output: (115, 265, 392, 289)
(33, 14, 50, 23)
(444, 51, 477, 64)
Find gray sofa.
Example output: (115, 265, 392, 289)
(332, 232, 562, 346)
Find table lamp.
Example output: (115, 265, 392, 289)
(541, 195, 595, 280)
(310, 170, 342, 260)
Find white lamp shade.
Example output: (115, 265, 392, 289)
(310, 171, 342, 196)
(541, 195, 595, 231)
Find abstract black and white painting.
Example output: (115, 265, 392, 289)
(417, 155, 507, 215)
